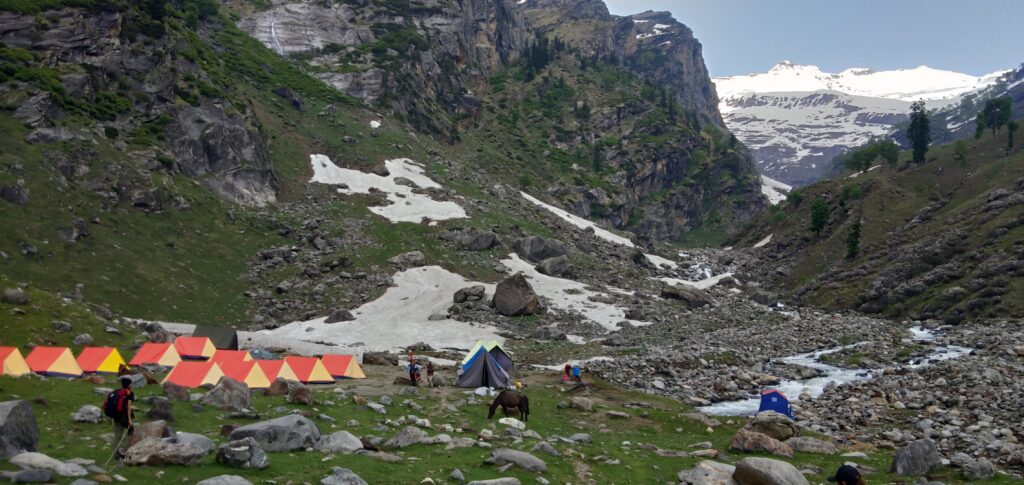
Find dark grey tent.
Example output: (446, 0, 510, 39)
(455, 348, 512, 388)
(191, 325, 239, 350)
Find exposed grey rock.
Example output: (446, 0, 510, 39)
(491, 273, 541, 316)
(484, 448, 547, 473)
(199, 377, 251, 411)
(9, 452, 87, 477)
(286, 381, 314, 406)
(4, 468, 53, 483)
(144, 397, 174, 422)
(729, 429, 793, 458)
(962, 458, 994, 480)
(746, 411, 798, 441)
(196, 475, 254, 485)
(71, 405, 102, 424)
(535, 255, 571, 277)
(320, 467, 368, 485)
(513, 236, 569, 263)
(389, 251, 426, 267)
(216, 437, 269, 470)
(316, 431, 363, 454)
(0, 185, 29, 205)
(439, 230, 499, 251)
(531, 442, 560, 457)
(0, 400, 39, 459)
(466, 479, 521, 485)
(677, 460, 736, 485)
(660, 285, 711, 308)
(784, 436, 834, 455)
(733, 457, 809, 485)
(891, 439, 943, 476)
(71, 333, 93, 346)
(454, 285, 487, 303)
(122, 437, 207, 466)
(175, 432, 215, 455)
(325, 309, 356, 323)
(383, 426, 426, 449)
(229, 415, 321, 452)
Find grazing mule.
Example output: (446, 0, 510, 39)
(488, 390, 530, 422)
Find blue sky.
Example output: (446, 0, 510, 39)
(603, 0, 1024, 77)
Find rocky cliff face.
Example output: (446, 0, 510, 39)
(0, 7, 276, 206)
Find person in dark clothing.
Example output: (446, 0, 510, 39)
(827, 464, 865, 485)
(109, 376, 135, 458)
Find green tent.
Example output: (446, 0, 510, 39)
(191, 325, 239, 350)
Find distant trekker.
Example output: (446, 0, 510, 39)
(827, 464, 865, 485)
(104, 376, 135, 459)
(426, 360, 435, 387)
(571, 364, 582, 383)
(563, 363, 572, 382)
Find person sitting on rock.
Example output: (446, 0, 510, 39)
(571, 364, 582, 383)
(827, 464, 864, 485)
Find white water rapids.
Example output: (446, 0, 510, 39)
(698, 326, 972, 416)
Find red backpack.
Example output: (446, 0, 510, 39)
(103, 389, 131, 421)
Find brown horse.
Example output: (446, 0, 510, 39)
(488, 391, 529, 422)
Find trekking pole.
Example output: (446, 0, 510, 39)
(103, 423, 133, 467)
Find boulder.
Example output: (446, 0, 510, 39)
(746, 411, 798, 441)
(484, 448, 547, 473)
(513, 236, 568, 263)
(199, 377, 251, 411)
(466, 480, 520, 485)
(325, 309, 356, 323)
(9, 452, 87, 477)
(891, 439, 943, 476)
(660, 285, 711, 308)
(0, 401, 39, 459)
(733, 457, 809, 485)
(122, 437, 207, 466)
(71, 405, 102, 424)
(286, 382, 315, 406)
(677, 460, 737, 485)
(175, 432, 216, 455)
(144, 397, 174, 422)
(784, 436, 835, 455)
(535, 255, 571, 277)
(263, 378, 296, 397)
(316, 431, 363, 454)
(72, 334, 93, 346)
(454, 285, 487, 303)
(962, 458, 994, 480)
(320, 467, 368, 485)
(128, 420, 172, 447)
(383, 426, 426, 449)
(196, 475, 254, 485)
(491, 273, 541, 317)
(216, 437, 269, 469)
(439, 230, 499, 251)
(388, 251, 425, 267)
(229, 415, 321, 452)
(570, 397, 593, 412)
(728, 429, 793, 458)
(4, 468, 52, 483)
(0, 289, 28, 305)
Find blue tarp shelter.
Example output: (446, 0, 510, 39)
(758, 389, 794, 419)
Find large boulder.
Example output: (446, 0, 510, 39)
(316, 431, 364, 454)
(729, 429, 793, 458)
(962, 458, 995, 480)
(383, 426, 426, 449)
(123, 436, 208, 466)
(128, 420, 172, 447)
(484, 448, 547, 473)
(9, 452, 87, 477)
(891, 439, 943, 476)
(491, 273, 541, 316)
(320, 467, 368, 485)
(570, 397, 593, 412)
(199, 377, 251, 411)
(388, 251, 425, 267)
(453, 285, 487, 303)
(325, 309, 356, 323)
(0, 401, 39, 459)
(175, 432, 216, 455)
(229, 415, 321, 452)
(660, 285, 711, 308)
(677, 460, 737, 485)
(216, 437, 269, 469)
(535, 255, 571, 277)
(439, 230, 499, 251)
(513, 236, 568, 263)
(784, 436, 835, 455)
(196, 475, 253, 485)
(733, 457, 809, 485)
(746, 411, 798, 441)
(286, 381, 315, 406)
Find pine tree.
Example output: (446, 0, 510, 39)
(809, 198, 829, 235)
(845, 220, 861, 260)
(592, 143, 603, 173)
(907, 101, 931, 164)
(954, 140, 968, 170)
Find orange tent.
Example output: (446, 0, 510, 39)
(0, 347, 30, 377)
(174, 336, 216, 360)
(162, 361, 224, 388)
(321, 354, 367, 380)
(209, 350, 252, 365)
(219, 360, 271, 389)
(129, 343, 182, 367)
(283, 356, 333, 384)
(254, 360, 299, 382)
(25, 347, 82, 377)
(76, 347, 127, 374)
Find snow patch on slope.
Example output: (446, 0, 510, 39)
(760, 175, 791, 205)
(310, 155, 467, 224)
(502, 254, 646, 331)
(660, 272, 735, 290)
(268, 266, 501, 353)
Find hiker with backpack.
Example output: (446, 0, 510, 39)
(105, 376, 135, 460)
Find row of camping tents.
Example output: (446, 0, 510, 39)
(0, 342, 365, 388)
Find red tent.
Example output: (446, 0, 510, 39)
(129, 343, 181, 366)
(255, 360, 299, 382)
(283, 356, 333, 384)
(25, 347, 82, 377)
(219, 360, 271, 389)
(162, 361, 224, 388)
(320, 354, 367, 379)
(209, 350, 252, 365)
(173, 337, 216, 360)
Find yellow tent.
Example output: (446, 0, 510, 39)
(130, 343, 182, 367)
(25, 346, 83, 377)
(77, 347, 127, 374)
(0, 347, 30, 377)
(284, 356, 334, 384)
(321, 354, 367, 379)
(220, 360, 271, 389)
(162, 361, 224, 388)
